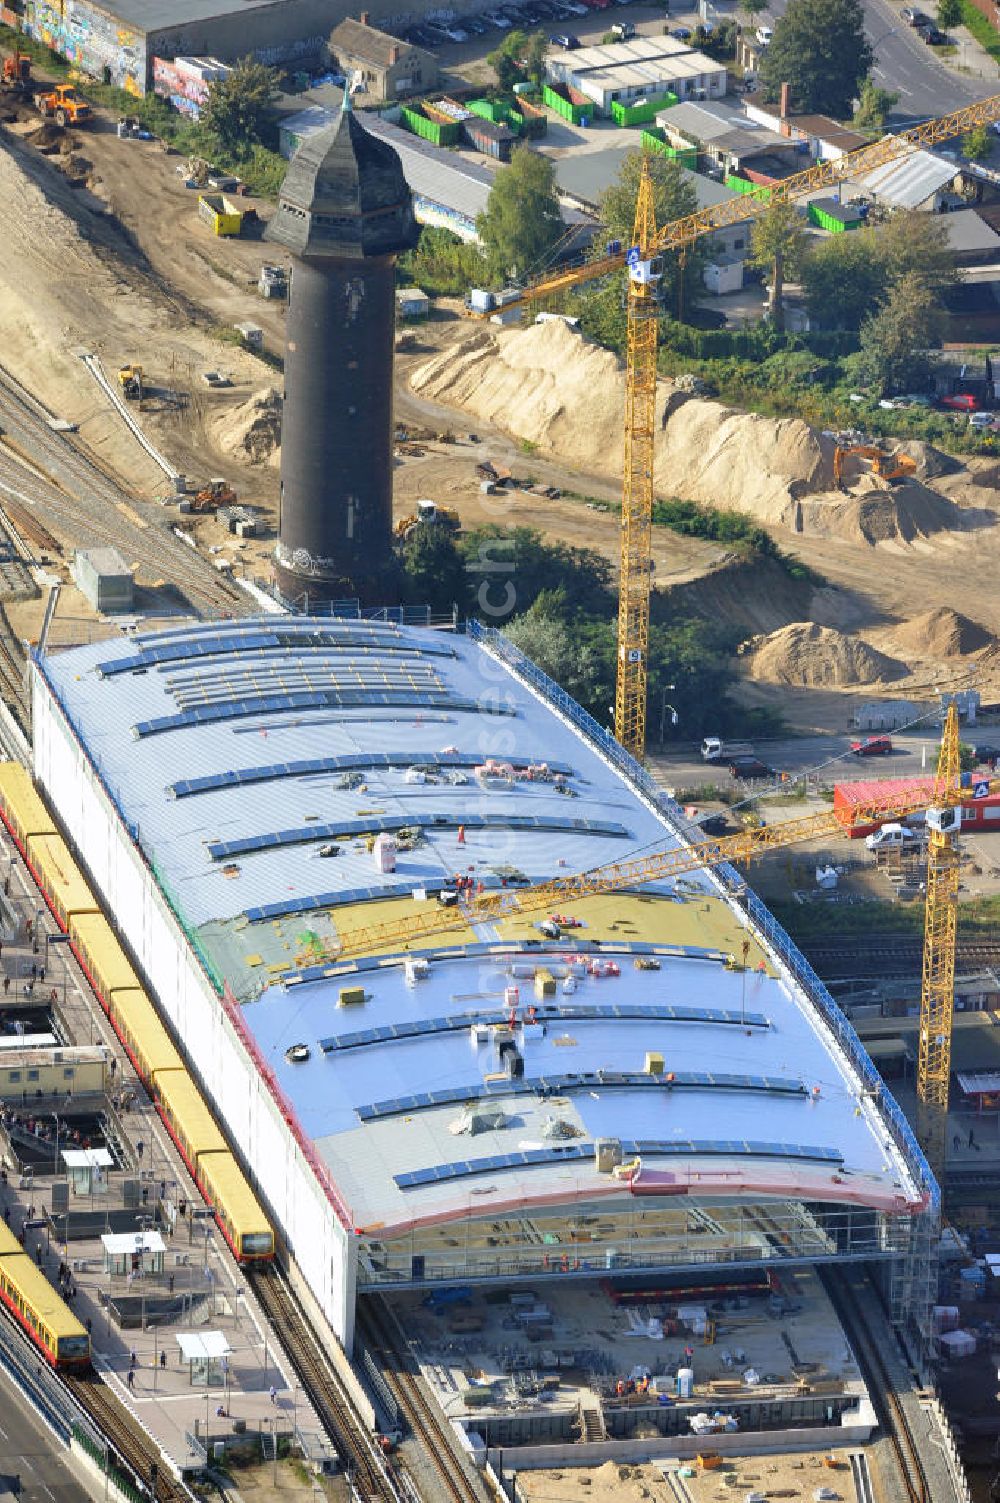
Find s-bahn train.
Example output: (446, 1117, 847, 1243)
(0, 763, 274, 1263)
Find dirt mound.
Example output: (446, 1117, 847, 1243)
(796, 482, 987, 546)
(749, 622, 907, 687)
(211, 388, 281, 466)
(410, 321, 834, 521)
(895, 439, 961, 480)
(892, 607, 995, 658)
(27, 123, 66, 153)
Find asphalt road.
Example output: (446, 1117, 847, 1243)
(0, 1372, 91, 1503)
(765, 0, 997, 120)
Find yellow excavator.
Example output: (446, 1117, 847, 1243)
(117, 365, 144, 402)
(394, 499, 460, 541)
(833, 444, 918, 490)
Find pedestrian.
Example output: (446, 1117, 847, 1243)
(29, 962, 36, 981)
(954, 1133, 961, 1151)
(160, 1349, 166, 1369)
(86, 1318, 92, 1336)
(168, 1273, 174, 1295)
(127, 1368, 134, 1391)
(34, 1244, 41, 1266)
(269, 1384, 277, 1405)
(130, 1349, 137, 1370)
(136, 1139, 143, 1162)
(969, 1127, 976, 1148)
(38, 966, 44, 983)
(109, 1058, 116, 1078)
(2, 977, 8, 996)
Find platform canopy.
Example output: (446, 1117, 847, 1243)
(176, 1331, 231, 1361)
(101, 1230, 164, 1255)
(63, 1148, 114, 1169)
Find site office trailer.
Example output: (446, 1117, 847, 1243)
(30, 668, 358, 1348)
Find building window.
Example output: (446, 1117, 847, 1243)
(734, 238, 744, 249)
(7, 1071, 19, 1083)
(63, 1067, 75, 1079)
(27, 1070, 38, 1081)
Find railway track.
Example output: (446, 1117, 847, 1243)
(247, 1266, 402, 1503)
(823, 1270, 930, 1503)
(64, 1371, 193, 1503)
(358, 1299, 484, 1503)
(803, 940, 1000, 980)
(0, 363, 249, 619)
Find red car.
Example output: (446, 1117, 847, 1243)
(850, 735, 893, 756)
(940, 394, 978, 412)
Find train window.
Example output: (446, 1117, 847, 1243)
(61, 1335, 89, 1359)
(242, 1233, 273, 1255)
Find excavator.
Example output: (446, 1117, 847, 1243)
(192, 478, 237, 512)
(393, 498, 461, 541)
(117, 365, 144, 402)
(33, 83, 90, 127)
(833, 443, 918, 491)
(1, 52, 31, 94)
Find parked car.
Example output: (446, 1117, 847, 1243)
(699, 813, 732, 836)
(850, 735, 893, 757)
(729, 756, 773, 779)
(551, 31, 581, 45)
(464, 15, 488, 32)
(975, 744, 1000, 766)
(969, 411, 996, 428)
(941, 393, 978, 412)
(670, 25, 692, 38)
(610, 20, 636, 38)
(902, 6, 933, 22)
(755, 22, 773, 43)
(485, 9, 513, 24)
(921, 25, 948, 42)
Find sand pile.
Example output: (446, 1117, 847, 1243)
(795, 484, 981, 546)
(410, 321, 833, 520)
(749, 622, 907, 687)
(212, 388, 281, 466)
(892, 607, 995, 658)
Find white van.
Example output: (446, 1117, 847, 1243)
(865, 822, 918, 852)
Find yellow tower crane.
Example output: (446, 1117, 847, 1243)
(483, 91, 1000, 761)
(303, 713, 968, 1179)
(917, 703, 963, 1174)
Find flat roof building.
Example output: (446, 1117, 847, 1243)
(32, 617, 938, 1354)
(546, 36, 727, 111)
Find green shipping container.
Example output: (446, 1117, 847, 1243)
(725, 174, 772, 203)
(467, 97, 523, 135)
(400, 105, 460, 147)
(542, 83, 590, 126)
(610, 91, 678, 127)
(640, 126, 697, 169)
(808, 200, 862, 233)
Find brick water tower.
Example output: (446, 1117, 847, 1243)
(265, 100, 417, 606)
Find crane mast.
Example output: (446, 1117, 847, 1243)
(917, 703, 962, 1177)
(616, 160, 660, 760)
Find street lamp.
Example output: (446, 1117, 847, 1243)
(51, 1113, 60, 1177)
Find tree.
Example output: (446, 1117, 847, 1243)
(963, 123, 991, 162)
(488, 28, 547, 91)
(801, 231, 885, 329)
(598, 149, 702, 316)
(476, 145, 563, 282)
(748, 201, 808, 333)
(398, 526, 469, 614)
(759, 0, 873, 117)
(876, 210, 958, 295)
(853, 78, 899, 133)
(201, 57, 278, 153)
(742, 0, 768, 20)
(856, 273, 944, 393)
(938, 0, 961, 26)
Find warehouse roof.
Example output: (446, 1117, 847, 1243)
(555, 149, 738, 213)
(83, 0, 289, 34)
(861, 149, 956, 209)
(552, 33, 700, 72)
(37, 617, 925, 1233)
(943, 207, 1000, 258)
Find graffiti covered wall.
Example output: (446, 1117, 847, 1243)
(24, 0, 146, 93)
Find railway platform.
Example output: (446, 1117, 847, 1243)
(0, 819, 337, 1482)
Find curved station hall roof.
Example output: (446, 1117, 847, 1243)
(38, 617, 926, 1236)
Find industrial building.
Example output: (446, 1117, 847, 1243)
(545, 36, 727, 113)
(658, 100, 807, 178)
(32, 615, 938, 1360)
(21, 0, 335, 94)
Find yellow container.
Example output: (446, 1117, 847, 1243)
(645, 1051, 664, 1075)
(534, 968, 556, 998)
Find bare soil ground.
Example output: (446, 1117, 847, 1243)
(4, 92, 1000, 714)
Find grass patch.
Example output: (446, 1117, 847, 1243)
(958, 0, 1000, 62)
(769, 891, 1000, 943)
